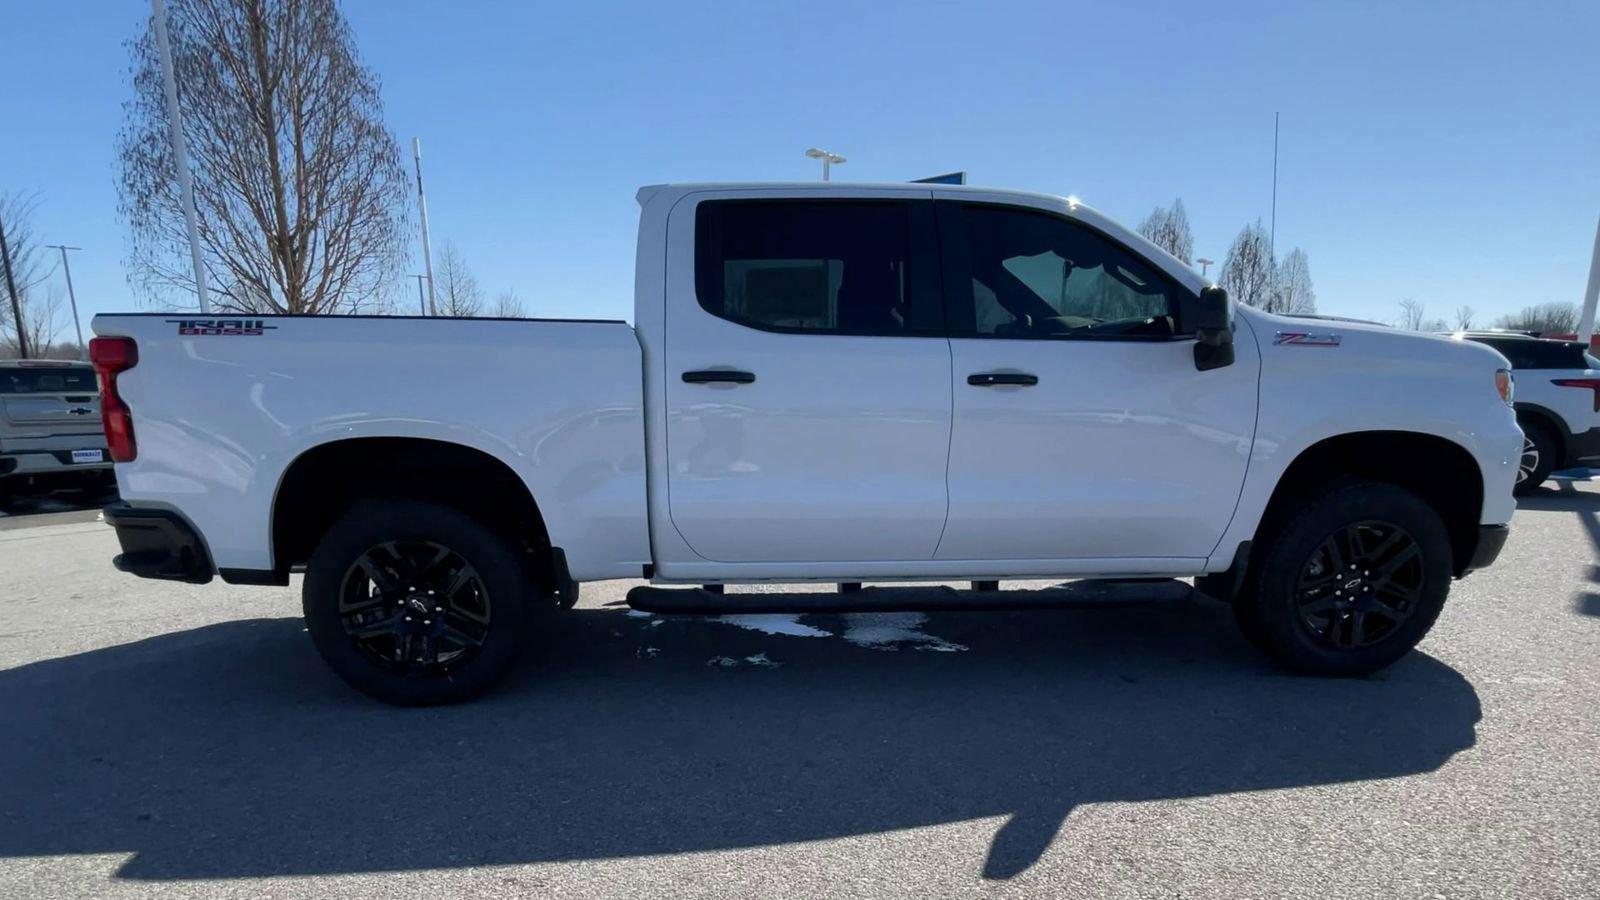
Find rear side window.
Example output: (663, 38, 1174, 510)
(694, 200, 936, 335)
(0, 367, 97, 394)
(1477, 338, 1589, 370)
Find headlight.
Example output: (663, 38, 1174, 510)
(1495, 368, 1514, 406)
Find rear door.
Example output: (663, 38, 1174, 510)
(933, 198, 1258, 563)
(661, 192, 952, 563)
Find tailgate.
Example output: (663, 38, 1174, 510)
(0, 364, 103, 435)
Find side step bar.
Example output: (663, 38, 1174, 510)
(625, 579, 1193, 616)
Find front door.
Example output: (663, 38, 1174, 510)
(662, 195, 952, 563)
(933, 199, 1259, 562)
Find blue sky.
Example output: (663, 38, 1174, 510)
(1, 0, 1596, 329)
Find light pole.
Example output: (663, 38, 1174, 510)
(413, 274, 428, 316)
(412, 138, 438, 316)
(1196, 257, 1215, 278)
(45, 245, 85, 357)
(150, 0, 211, 313)
(805, 147, 846, 182)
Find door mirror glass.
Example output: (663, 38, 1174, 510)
(1192, 286, 1234, 371)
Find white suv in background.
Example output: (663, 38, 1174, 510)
(1459, 332, 1600, 492)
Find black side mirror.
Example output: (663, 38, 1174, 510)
(1192, 285, 1235, 371)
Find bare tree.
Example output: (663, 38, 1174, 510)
(118, 0, 408, 314)
(1273, 247, 1316, 315)
(493, 289, 525, 318)
(1218, 221, 1276, 311)
(435, 243, 481, 317)
(1493, 302, 1581, 334)
(1454, 305, 1475, 331)
(1397, 298, 1426, 331)
(0, 192, 64, 358)
(1136, 198, 1193, 265)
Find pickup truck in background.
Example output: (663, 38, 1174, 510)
(0, 359, 114, 511)
(91, 182, 1522, 704)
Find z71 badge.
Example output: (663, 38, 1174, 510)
(1274, 331, 1342, 347)
(166, 318, 277, 336)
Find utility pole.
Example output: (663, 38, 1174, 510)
(1196, 257, 1215, 278)
(150, 0, 211, 313)
(46, 245, 85, 357)
(0, 210, 27, 358)
(413, 274, 428, 316)
(1269, 111, 1280, 261)
(412, 138, 438, 316)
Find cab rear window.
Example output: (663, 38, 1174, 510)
(0, 367, 97, 394)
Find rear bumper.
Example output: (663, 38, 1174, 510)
(103, 503, 214, 584)
(1463, 524, 1510, 574)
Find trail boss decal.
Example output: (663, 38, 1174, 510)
(167, 318, 277, 336)
(1274, 331, 1342, 347)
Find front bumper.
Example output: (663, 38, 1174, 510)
(1463, 524, 1510, 574)
(103, 503, 214, 584)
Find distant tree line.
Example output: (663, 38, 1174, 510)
(1391, 298, 1583, 334)
(1138, 200, 1316, 315)
(0, 191, 70, 358)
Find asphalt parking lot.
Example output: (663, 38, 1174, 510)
(2, 485, 1598, 900)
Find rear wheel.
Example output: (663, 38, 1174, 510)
(1233, 480, 1451, 676)
(1514, 420, 1557, 495)
(303, 500, 539, 705)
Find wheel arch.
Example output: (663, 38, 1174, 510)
(1253, 430, 1484, 577)
(1514, 402, 1568, 463)
(265, 437, 556, 592)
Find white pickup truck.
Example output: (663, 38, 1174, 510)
(91, 182, 1521, 704)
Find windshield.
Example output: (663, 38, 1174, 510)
(0, 366, 97, 394)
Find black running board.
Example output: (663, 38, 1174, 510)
(625, 579, 1193, 616)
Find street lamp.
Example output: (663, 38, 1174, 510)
(1196, 257, 1215, 278)
(805, 147, 846, 182)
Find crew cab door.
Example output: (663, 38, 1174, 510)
(932, 198, 1259, 562)
(660, 192, 951, 563)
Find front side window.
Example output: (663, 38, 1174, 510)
(695, 200, 922, 335)
(950, 204, 1182, 339)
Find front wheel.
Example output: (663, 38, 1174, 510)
(1234, 480, 1452, 676)
(303, 500, 538, 705)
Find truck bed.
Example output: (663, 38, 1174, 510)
(90, 313, 650, 580)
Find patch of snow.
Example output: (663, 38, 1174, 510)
(744, 653, 780, 668)
(842, 612, 967, 653)
(714, 613, 830, 639)
(625, 609, 654, 618)
(706, 656, 741, 668)
(636, 646, 661, 659)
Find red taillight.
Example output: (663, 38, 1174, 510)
(1552, 377, 1600, 412)
(89, 337, 139, 462)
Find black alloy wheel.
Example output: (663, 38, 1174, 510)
(1294, 520, 1423, 649)
(339, 540, 492, 676)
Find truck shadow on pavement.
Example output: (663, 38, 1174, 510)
(0, 594, 1479, 882)
(1517, 483, 1600, 618)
